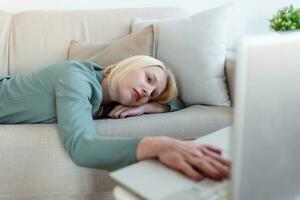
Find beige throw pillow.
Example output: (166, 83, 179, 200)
(68, 24, 155, 67)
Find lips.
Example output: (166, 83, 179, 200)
(133, 89, 140, 101)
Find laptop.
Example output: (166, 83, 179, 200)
(110, 31, 300, 200)
(232, 31, 300, 200)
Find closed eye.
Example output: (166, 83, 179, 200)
(146, 74, 151, 82)
(146, 73, 156, 98)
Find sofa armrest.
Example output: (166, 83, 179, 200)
(225, 58, 236, 106)
(0, 11, 12, 75)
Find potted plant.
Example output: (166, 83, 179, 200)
(269, 5, 300, 31)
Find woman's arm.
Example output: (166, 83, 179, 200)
(144, 101, 170, 113)
(55, 71, 143, 171)
(107, 102, 169, 118)
(107, 98, 186, 118)
(145, 97, 186, 113)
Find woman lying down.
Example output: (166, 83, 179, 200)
(0, 55, 230, 181)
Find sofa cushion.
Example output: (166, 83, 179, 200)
(0, 11, 12, 75)
(0, 124, 115, 199)
(8, 8, 187, 75)
(96, 105, 233, 139)
(131, 4, 232, 107)
(68, 25, 155, 67)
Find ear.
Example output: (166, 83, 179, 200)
(103, 65, 115, 78)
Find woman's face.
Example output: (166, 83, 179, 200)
(116, 66, 167, 107)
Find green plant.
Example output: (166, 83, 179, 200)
(269, 5, 300, 31)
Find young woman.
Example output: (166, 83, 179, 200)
(0, 55, 230, 181)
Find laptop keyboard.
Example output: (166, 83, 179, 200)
(161, 178, 231, 200)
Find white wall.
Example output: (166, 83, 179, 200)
(0, 0, 232, 14)
(1, 0, 299, 49)
(238, 0, 300, 34)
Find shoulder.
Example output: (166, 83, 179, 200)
(66, 60, 104, 72)
(55, 61, 103, 102)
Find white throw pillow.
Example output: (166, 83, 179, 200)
(131, 4, 232, 106)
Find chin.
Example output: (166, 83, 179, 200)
(118, 90, 144, 107)
(121, 101, 133, 106)
(118, 94, 135, 106)
(121, 98, 142, 107)
(124, 100, 140, 107)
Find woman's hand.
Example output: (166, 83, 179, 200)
(108, 104, 147, 119)
(137, 136, 231, 181)
(108, 102, 170, 119)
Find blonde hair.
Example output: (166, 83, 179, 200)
(104, 55, 178, 104)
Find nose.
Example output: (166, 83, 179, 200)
(141, 87, 153, 97)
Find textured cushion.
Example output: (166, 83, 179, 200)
(8, 7, 187, 75)
(131, 4, 232, 107)
(0, 124, 116, 200)
(0, 11, 12, 75)
(68, 25, 155, 67)
(96, 105, 233, 139)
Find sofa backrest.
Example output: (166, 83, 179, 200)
(2, 7, 236, 105)
(0, 11, 12, 75)
(8, 7, 187, 75)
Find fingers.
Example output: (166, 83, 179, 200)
(201, 144, 222, 154)
(119, 110, 142, 118)
(108, 105, 146, 119)
(187, 155, 224, 181)
(204, 155, 230, 178)
(108, 105, 128, 118)
(156, 140, 231, 181)
(159, 154, 204, 181)
(185, 145, 231, 180)
(177, 160, 204, 181)
(202, 147, 231, 167)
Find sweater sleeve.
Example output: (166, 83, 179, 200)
(54, 71, 142, 171)
(167, 97, 186, 112)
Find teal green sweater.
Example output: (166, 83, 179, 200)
(0, 61, 185, 171)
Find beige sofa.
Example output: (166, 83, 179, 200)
(0, 7, 235, 200)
